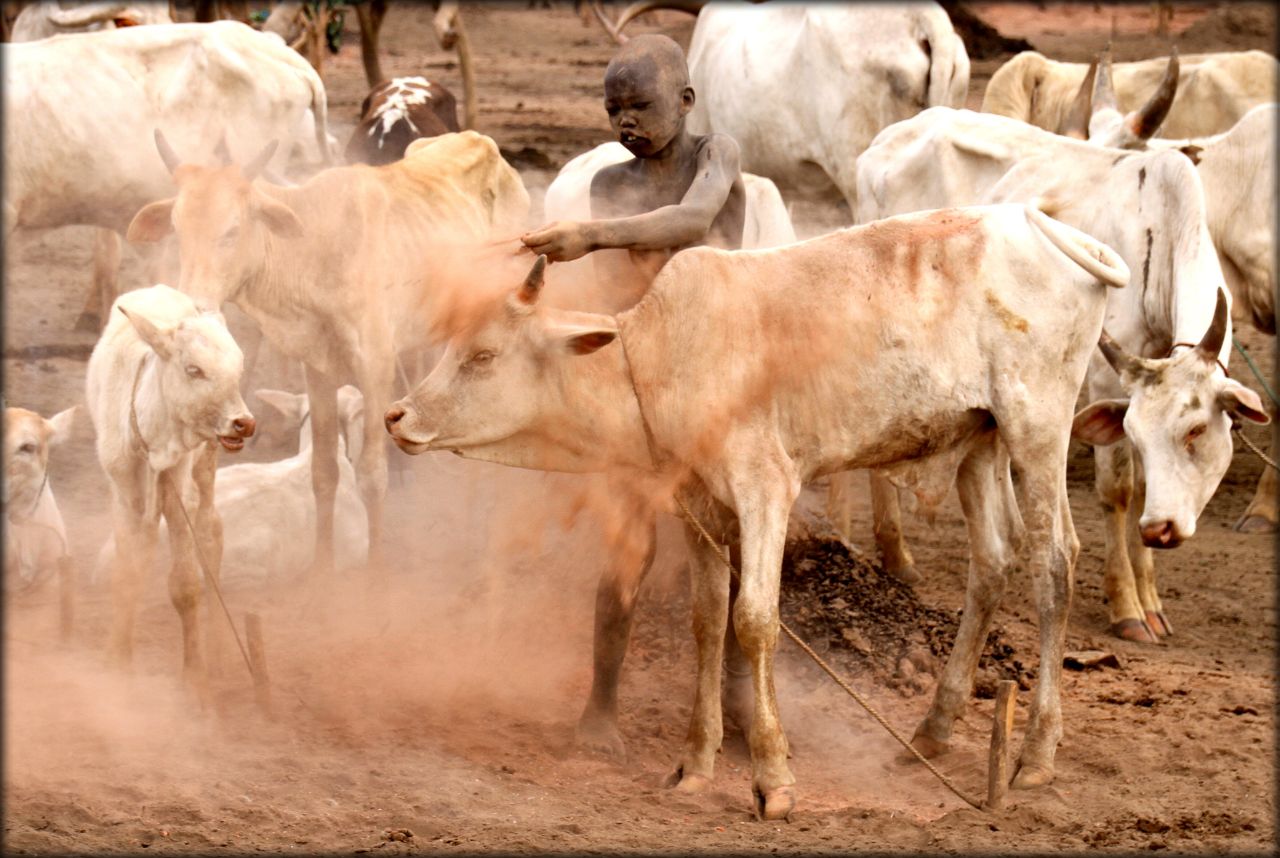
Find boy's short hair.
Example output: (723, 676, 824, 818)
(604, 34, 690, 92)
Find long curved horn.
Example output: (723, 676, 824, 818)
(517, 255, 548, 305)
(1091, 46, 1119, 115)
(1127, 49, 1179, 140)
(47, 3, 127, 29)
(591, 0, 705, 46)
(242, 140, 279, 181)
(1196, 287, 1229, 362)
(154, 128, 181, 175)
(1098, 330, 1143, 377)
(1057, 59, 1098, 138)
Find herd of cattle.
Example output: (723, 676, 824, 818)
(3, 0, 1276, 823)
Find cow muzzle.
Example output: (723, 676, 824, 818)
(1139, 520, 1183, 549)
(384, 404, 433, 454)
(218, 416, 256, 452)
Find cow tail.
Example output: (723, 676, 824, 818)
(921, 8, 969, 108)
(306, 67, 333, 166)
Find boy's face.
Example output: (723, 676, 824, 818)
(603, 58, 693, 158)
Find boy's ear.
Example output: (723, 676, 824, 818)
(680, 85, 695, 115)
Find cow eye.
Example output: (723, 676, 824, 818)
(186, 365, 206, 379)
(1184, 423, 1206, 453)
(18, 442, 35, 455)
(464, 350, 496, 371)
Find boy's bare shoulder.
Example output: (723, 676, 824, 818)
(696, 131, 741, 165)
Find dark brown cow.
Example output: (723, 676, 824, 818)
(344, 76, 460, 166)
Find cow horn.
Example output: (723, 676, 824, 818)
(591, 0, 705, 46)
(242, 140, 279, 181)
(1058, 59, 1098, 138)
(1128, 49, 1179, 140)
(518, 255, 548, 304)
(47, 3, 128, 28)
(154, 128, 182, 175)
(1091, 47, 1119, 115)
(214, 131, 233, 166)
(1196, 287, 1229, 363)
(1098, 330, 1142, 377)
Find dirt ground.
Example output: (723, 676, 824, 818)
(3, 2, 1277, 854)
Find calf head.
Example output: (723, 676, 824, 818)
(385, 255, 617, 462)
(119, 304, 255, 453)
(126, 131, 303, 309)
(3, 406, 76, 522)
(1073, 290, 1269, 547)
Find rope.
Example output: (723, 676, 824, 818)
(673, 494, 985, 810)
(1235, 426, 1279, 472)
(1231, 334, 1279, 409)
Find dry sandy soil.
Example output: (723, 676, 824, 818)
(3, 2, 1277, 854)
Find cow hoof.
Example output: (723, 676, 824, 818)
(753, 784, 796, 821)
(574, 716, 626, 760)
(904, 731, 948, 761)
(1233, 513, 1277, 534)
(1145, 610, 1173, 638)
(1110, 618, 1159, 643)
(74, 312, 102, 333)
(888, 563, 922, 586)
(662, 765, 710, 792)
(1010, 763, 1054, 789)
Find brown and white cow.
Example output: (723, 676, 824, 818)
(86, 284, 256, 685)
(127, 130, 530, 579)
(4, 403, 78, 639)
(345, 76, 460, 166)
(386, 203, 1130, 818)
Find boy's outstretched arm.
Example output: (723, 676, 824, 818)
(521, 135, 741, 262)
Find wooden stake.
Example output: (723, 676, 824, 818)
(245, 612, 273, 717)
(985, 679, 1016, 810)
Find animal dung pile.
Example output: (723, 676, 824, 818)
(779, 537, 1033, 696)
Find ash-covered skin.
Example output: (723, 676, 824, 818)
(520, 34, 746, 311)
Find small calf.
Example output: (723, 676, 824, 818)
(345, 76, 460, 166)
(4, 404, 78, 639)
(86, 284, 255, 685)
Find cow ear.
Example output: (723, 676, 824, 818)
(45, 406, 79, 447)
(1179, 144, 1203, 165)
(119, 306, 177, 359)
(253, 388, 307, 426)
(1072, 398, 1129, 446)
(253, 195, 304, 239)
(545, 318, 618, 356)
(127, 199, 176, 244)
(1218, 381, 1270, 425)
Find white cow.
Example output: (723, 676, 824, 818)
(682, 2, 968, 212)
(848, 102, 1271, 641)
(94, 386, 369, 588)
(86, 284, 256, 685)
(4, 404, 78, 639)
(387, 204, 1131, 817)
(2, 20, 332, 329)
(984, 49, 1278, 139)
(10, 1, 172, 40)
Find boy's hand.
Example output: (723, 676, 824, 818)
(520, 221, 593, 262)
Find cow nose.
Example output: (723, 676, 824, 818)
(384, 405, 406, 434)
(232, 416, 256, 438)
(1140, 520, 1181, 549)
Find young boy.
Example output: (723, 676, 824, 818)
(521, 33, 746, 311)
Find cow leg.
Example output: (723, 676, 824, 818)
(1127, 476, 1170, 637)
(1235, 425, 1279, 533)
(355, 0, 388, 87)
(869, 471, 920, 584)
(1094, 440, 1155, 642)
(666, 508, 732, 793)
(724, 459, 800, 820)
(304, 366, 340, 579)
(57, 554, 75, 643)
(191, 444, 230, 674)
(1006, 428, 1076, 789)
(108, 495, 157, 668)
(722, 544, 754, 736)
(355, 360, 395, 581)
(577, 510, 656, 758)
(912, 437, 1021, 757)
(159, 469, 210, 699)
(76, 228, 122, 333)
